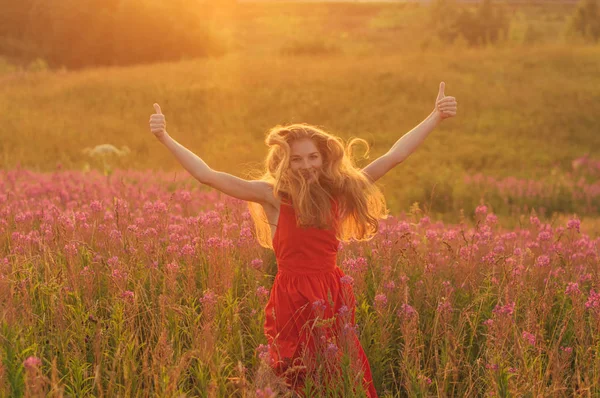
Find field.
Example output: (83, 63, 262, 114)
(1, 1, 600, 397)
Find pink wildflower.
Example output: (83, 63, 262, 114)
(384, 280, 396, 290)
(121, 290, 134, 301)
(522, 331, 536, 346)
(200, 289, 218, 306)
(535, 255, 550, 267)
(537, 231, 552, 241)
(326, 342, 339, 356)
(565, 282, 581, 296)
(165, 262, 179, 272)
(337, 305, 350, 317)
(475, 205, 488, 216)
(23, 356, 42, 369)
(180, 244, 194, 256)
(485, 213, 498, 226)
(492, 301, 515, 316)
(256, 286, 269, 298)
(567, 218, 581, 233)
(250, 258, 263, 270)
(397, 303, 417, 318)
(374, 293, 388, 308)
(417, 374, 432, 385)
(90, 200, 103, 212)
(585, 289, 600, 311)
(530, 216, 541, 227)
(312, 299, 327, 313)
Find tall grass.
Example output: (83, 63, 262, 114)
(0, 168, 598, 396)
(1, 44, 599, 224)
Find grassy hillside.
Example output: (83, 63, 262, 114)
(1, 2, 598, 226)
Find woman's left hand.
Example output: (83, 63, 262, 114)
(434, 82, 457, 121)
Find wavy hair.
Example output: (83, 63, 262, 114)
(247, 123, 389, 249)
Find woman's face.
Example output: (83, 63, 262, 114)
(289, 138, 323, 182)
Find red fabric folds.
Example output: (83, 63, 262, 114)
(263, 198, 378, 398)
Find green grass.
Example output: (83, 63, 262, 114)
(0, 2, 598, 225)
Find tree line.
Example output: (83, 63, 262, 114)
(0, 0, 227, 69)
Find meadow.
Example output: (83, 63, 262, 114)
(1, 1, 600, 396)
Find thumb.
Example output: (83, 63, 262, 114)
(153, 103, 162, 115)
(438, 82, 445, 98)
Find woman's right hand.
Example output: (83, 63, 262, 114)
(149, 103, 168, 140)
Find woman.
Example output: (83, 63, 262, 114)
(149, 82, 457, 397)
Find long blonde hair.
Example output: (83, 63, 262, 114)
(247, 123, 389, 249)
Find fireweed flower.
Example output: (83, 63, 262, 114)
(111, 269, 127, 280)
(23, 356, 42, 369)
(90, 200, 103, 212)
(493, 245, 505, 254)
(200, 290, 217, 306)
(107, 256, 119, 267)
(384, 280, 396, 291)
(121, 290, 134, 301)
(250, 258, 263, 270)
(475, 205, 488, 216)
(312, 299, 327, 313)
(567, 218, 581, 233)
(537, 230, 552, 241)
(337, 305, 350, 317)
(397, 304, 417, 318)
(256, 286, 269, 299)
(180, 244, 194, 256)
(256, 344, 272, 364)
(437, 298, 452, 314)
(522, 331, 536, 346)
(585, 290, 600, 311)
(425, 230, 438, 240)
(486, 363, 499, 371)
(492, 301, 515, 316)
(529, 216, 541, 227)
(342, 257, 367, 273)
(535, 255, 551, 267)
(374, 294, 388, 308)
(342, 322, 359, 336)
(417, 375, 432, 385)
(419, 216, 430, 227)
(565, 282, 581, 296)
(340, 275, 354, 286)
(165, 262, 179, 272)
(485, 213, 498, 226)
(326, 342, 339, 357)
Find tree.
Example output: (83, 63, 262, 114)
(567, 0, 600, 42)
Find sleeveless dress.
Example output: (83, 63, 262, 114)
(263, 197, 378, 398)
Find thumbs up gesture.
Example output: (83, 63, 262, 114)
(149, 103, 168, 140)
(434, 82, 457, 121)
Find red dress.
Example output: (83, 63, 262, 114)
(263, 197, 378, 397)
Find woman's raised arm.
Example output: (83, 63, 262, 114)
(149, 103, 274, 205)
